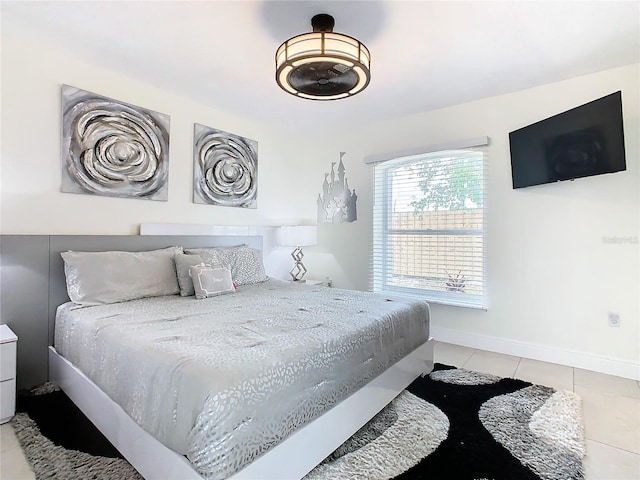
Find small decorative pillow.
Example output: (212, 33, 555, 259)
(185, 246, 267, 286)
(61, 246, 182, 306)
(174, 253, 204, 296)
(189, 265, 236, 299)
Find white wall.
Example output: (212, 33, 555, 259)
(0, 34, 326, 233)
(323, 64, 639, 377)
(2, 31, 638, 377)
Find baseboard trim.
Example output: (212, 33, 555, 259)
(431, 326, 640, 381)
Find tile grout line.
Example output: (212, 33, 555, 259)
(585, 438, 640, 456)
(462, 349, 477, 368)
(513, 356, 523, 379)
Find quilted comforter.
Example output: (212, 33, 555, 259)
(55, 279, 430, 479)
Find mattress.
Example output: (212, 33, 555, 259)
(54, 279, 430, 479)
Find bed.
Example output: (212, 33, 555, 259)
(1, 234, 433, 480)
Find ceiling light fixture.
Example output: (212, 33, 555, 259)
(275, 14, 371, 101)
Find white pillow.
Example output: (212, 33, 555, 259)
(189, 265, 236, 299)
(174, 253, 204, 296)
(61, 246, 182, 306)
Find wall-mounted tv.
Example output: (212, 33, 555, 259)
(509, 91, 626, 189)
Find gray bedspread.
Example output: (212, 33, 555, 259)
(54, 279, 430, 479)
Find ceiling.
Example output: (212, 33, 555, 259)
(2, 1, 639, 134)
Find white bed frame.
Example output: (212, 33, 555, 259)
(50, 340, 433, 479)
(1, 234, 433, 480)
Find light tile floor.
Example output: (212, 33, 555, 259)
(1, 342, 639, 479)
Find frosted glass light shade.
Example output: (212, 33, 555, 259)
(279, 226, 318, 247)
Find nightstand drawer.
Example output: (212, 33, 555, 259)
(0, 378, 16, 424)
(0, 325, 17, 424)
(0, 340, 16, 382)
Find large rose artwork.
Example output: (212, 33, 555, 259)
(61, 85, 170, 201)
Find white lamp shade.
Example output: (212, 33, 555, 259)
(279, 226, 318, 247)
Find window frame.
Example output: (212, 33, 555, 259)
(370, 138, 488, 309)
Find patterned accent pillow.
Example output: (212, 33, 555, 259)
(184, 245, 246, 265)
(174, 253, 204, 296)
(189, 265, 236, 299)
(185, 246, 267, 286)
(61, 246, 182, 306)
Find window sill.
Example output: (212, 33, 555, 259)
(374, 288, 487, 310)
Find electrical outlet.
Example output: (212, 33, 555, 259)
(608, 312, 621, 327)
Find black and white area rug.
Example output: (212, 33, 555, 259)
(12, 383, 142, 479)
(306, 364, 585, 479)
(12, 364, 584, 480)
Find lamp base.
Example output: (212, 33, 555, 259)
(289, 247, 308, 281)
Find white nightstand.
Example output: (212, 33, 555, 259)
(1, 324, 18, 424)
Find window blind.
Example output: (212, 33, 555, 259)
(371, 142, 488, 309)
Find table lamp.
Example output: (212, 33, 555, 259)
(279, 226, 318, 281)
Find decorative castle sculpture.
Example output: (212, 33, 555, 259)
(317, 152, 357, 224)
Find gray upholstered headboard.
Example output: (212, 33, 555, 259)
(0, 235, 262, 389)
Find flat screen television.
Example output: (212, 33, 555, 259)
(509, 91, 626, 189)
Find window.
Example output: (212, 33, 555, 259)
(371, 139, 487, 309)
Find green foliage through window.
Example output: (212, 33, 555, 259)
(408, 152, 483, 212)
